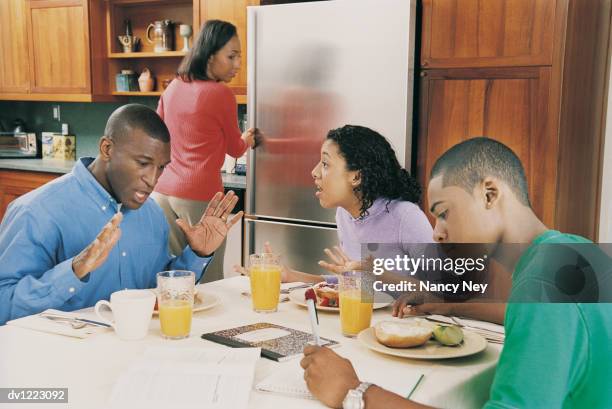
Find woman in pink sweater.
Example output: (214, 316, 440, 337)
(153, 20, 256, 282)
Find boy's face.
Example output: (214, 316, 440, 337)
(427, 175, 502, 244)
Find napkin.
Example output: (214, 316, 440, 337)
(6, 309, 111, 339)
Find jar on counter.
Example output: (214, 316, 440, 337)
(115, 70, 139, 92)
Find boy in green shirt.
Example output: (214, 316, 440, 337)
(301, 137, 612, 408)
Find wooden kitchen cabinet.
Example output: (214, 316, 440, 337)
(105, 0, 194, 97)
(0, 0, 259, 102)
(104, 0, 257, 102)
(417, 0, 611, 240)
(418, 67, 556, 226)
(421, 0, 558, 68)
(0, 170, 59, 222)
(0, 0, 111, 102)
(0, 0, 30, 94)
(26, 0, 91, 94)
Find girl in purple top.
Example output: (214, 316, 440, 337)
(236, 125, 433, 283)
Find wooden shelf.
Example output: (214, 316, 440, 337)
(112, 91, 245, 103)
(112, 91, 161, 96)
(0, 93, 118, 102)
(109, 51, 187, 59)
(108, 0, 192, 6)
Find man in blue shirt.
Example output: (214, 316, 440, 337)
(0, 104, 243, 324)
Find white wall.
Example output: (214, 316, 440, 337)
(600, 60, 612, 242)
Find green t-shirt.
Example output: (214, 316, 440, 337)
(484, 230, 612, 408)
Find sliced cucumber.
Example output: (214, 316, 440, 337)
(433, 325, 464, 346)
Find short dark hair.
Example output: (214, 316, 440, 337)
(327, 125, 421, 218)
(177, 20, 237, 82)
(430, 137, 530, 206)
(104, 104, 170, 144)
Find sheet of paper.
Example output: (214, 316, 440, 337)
(109, 347, 261, 409)
(256, 356, 427, 399)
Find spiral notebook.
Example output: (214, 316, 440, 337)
(201, 322, 339, 362)
(255, 359, 425, 399)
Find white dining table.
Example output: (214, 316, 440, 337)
(0, 276, 501, 409)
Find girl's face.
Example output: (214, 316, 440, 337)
(207, 35, 241, 83)
(311, 139, 361, 211)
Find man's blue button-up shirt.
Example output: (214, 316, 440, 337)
(0, 158, 211, 324)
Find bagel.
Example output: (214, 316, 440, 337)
(374, 321, 433, 348)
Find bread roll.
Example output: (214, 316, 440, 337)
(374, 321, 433, 348)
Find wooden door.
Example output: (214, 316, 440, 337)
(0, 0, 30, 93)
(25, 0, 91, 94)
(417, 67, 557, 227)
(421, 0, 563, 68)
(198, 0, 259, 96)
(0, 170, 58, 222)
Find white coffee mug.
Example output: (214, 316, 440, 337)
(94, 289, 156, 340)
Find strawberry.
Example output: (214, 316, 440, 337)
(305, 288, 316, 302)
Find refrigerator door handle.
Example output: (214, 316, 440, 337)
(246, 7, 257, 215)
(245, 217, 337, 230)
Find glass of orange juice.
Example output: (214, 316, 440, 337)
(249, 253, 281, 313)
(339, 270, 374, 337)
(156, 270, 195, 339)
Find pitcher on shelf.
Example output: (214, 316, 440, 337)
(146, 20, 173, 53)
(117, 19, 140, 53)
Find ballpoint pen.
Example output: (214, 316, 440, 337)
(304, 289, 321, 346)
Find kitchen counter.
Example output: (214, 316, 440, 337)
(0, 159, 247, 189)
(0, 158, 74, 174)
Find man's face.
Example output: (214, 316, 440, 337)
(427, 175, 501, 245)
(106, 128, 170, 209)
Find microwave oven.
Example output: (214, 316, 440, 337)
(0, 132, 39, 159)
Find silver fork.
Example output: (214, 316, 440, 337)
(42, 315, 87, 329)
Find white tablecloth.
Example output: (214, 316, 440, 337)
(0, 276, 501, 409)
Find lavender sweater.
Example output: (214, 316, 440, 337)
(336, 198, 434, 270)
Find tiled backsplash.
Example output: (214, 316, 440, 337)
(0, 101, 247, 159)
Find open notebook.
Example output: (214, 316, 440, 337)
(256, 357, 425, 400)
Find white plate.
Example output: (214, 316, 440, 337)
(288, 287, 394, 312)
(153, 289, 220, 315)
(357, 322, 487, 360)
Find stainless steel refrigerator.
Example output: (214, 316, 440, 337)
(245, 0, 416, 274)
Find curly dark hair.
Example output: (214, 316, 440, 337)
(327, 125, 421, 218)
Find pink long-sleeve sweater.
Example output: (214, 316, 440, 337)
(154, 79, 247, 201)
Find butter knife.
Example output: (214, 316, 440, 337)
(40, 312, 111, 328)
